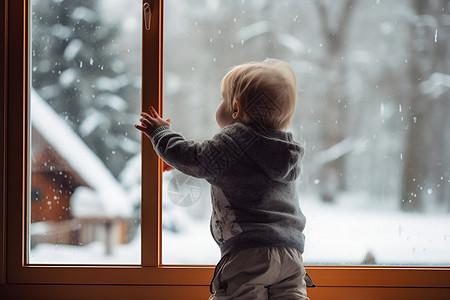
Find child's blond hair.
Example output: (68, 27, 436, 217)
(220, 58, 297, 130)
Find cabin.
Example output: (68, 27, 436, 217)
(29, 91, 135, 256)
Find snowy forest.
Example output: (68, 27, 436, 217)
(29, 0, 450, 266)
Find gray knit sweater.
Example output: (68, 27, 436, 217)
(150, 122, 306, 257)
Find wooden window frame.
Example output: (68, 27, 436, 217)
(1, 0, 449, 299)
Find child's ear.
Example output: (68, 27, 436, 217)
(232, 101, 242, 119)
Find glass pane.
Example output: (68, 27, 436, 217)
(162, 0, 450, 266)
(28, 0, 141, 264)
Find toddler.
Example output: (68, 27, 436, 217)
(136, 58, 310, 299)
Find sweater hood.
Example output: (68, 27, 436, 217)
(223, 123, 304, 183)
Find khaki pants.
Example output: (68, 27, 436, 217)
(209, 247, 309, 300)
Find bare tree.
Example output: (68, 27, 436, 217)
(401, 0, 450, 211)
(316, 0, 356, 202)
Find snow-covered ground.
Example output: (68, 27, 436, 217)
(30, 227, 141, 265)
(30, 193, 450, 266)
(163, 193, 450, 266)
(301, 195, 450, 266)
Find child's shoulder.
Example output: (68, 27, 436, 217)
(213, 123, 257, 146)
(221, 122, 290, 139)
(217, 122, 249, 136)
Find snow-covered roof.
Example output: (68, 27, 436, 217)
(31, 89, 133, 218)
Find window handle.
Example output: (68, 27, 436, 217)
(143, 1, 153, 30)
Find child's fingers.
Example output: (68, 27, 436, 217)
(134, 124, 146, 132)
(141, 111, 153, 120)
(148, 106, 157, 118)
(139, 115, 152, 127)
(140, 118, 152, 128)
(149, 106, 163, 119)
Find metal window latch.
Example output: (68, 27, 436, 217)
(143, 1, 154, 30)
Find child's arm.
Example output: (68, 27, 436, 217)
(136, 106, 232, 181)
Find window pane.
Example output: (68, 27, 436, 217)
(28, 0, 141, 264)
(162, 0, 450, 266)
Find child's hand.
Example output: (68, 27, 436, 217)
(135, 106, 171, 139)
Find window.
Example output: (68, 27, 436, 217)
(2, 0, 450, 299)
(29, 0, 142, 265)
(162, 0, 450, 267)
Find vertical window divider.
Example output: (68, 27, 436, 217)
(141, 0, 163, 268)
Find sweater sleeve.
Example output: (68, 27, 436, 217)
(149, 126, 235, 182)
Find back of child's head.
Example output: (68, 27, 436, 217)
(221, 58, 297, 131)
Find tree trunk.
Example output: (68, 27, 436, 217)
(316, 0, 355, 202)
(400, 0, 450, 212)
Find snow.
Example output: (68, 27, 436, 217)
(51, 24, 73, 40)
(98, 94, 128, 111)
(301, 195, 450, 265)
(313, 136, 367, 165)
(420, 72, 450, 98)
(29, 192, 450, 266)
(58, 68, 77, 87)
(63, 39, 83, 61)
(237, 21, 270, 42)
(79, 108, 106, 136)
(71, 6, 98, 23)
(118, 154, 141, 207)
(278, 33, 305, 54)
(27, 0, 450, 268)
(30, 227, 141, 265)
(95, 75, 130, 92)
(31, 89, 133, 218)
(162, 193, 450, 266)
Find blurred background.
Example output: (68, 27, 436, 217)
(29, 0, 450, 266)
